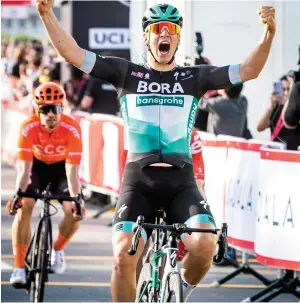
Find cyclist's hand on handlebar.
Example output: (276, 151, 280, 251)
(36, 0, 54, 16)
(5, 197, 22, 216)
(72, 198, 86, 221)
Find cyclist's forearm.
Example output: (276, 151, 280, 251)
(15, 173, 30, 192)
(15, 160, 32, 192)
(66, 164, 81, 196)
(240, 30, 274, 82)
(39, 11, 85, 67)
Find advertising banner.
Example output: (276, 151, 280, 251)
(72, 1, 131, 60)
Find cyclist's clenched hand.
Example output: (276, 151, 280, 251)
(257, 6, 276, 35)
(5, 198, 22, 216)
(71, 199, 86, 221)
(36, 0, 54, 16)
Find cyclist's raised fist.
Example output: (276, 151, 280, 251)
(36, 0, 54, 16)
(257, 6, 276, 35)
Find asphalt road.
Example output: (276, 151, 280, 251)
(1, 162, 298, 302)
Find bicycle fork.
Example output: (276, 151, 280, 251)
(159, 234, 180, 302)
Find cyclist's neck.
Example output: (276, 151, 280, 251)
(42, 125, 57, 134)
(146, 55, 177, 72)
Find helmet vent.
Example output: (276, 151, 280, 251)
(46, 88, 51, 94)
(150, 8, 157, 14)
(171, 8, 177, 15)
(160, 4, 168, 13)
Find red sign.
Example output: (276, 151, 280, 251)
(1, 0, 31, 6)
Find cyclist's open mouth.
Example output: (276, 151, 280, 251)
(158, 42, 170, 56)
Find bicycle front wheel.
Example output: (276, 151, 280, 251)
(30, 217, 50, 302)
(163, 272, 183, 303)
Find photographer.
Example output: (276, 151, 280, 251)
(283, 51, 300, 131)
(190, 32, 214, 131)
(257, 75, 300, 150)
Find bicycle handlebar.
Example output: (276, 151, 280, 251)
(10, 185, 82, 218)
(128, 216, 228, 263)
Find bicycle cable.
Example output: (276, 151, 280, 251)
(46, 201, 59, 217)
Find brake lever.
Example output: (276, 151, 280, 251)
(128, 216, 144, 256)
(9, 188, 23, 215)
(10, 195, 20, 215)
(213, 223, 228, 264)
(75, 194, 82, 217)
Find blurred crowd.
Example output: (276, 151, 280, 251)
(1, 37, 120, 116)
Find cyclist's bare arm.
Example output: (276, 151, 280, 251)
(15, 160, 33, 192)
(240, 6, 275, 82)
(36, 0, 85, 68)
(65, 163, 81, 197)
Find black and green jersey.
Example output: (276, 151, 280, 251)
(80, 50, 242, 167)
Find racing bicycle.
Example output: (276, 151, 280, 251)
(128, 214, 228, 302)
(10, 183, 82, 303)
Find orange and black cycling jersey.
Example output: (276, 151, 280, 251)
(18, 113, 82, 165)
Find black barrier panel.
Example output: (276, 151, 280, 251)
(72, 0, 130, 60)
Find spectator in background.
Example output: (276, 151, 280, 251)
(63, 65, 88, 107)
(283, 51, 300, 133)
(190, 32, 213, 132)
(7, 45, 27, 91)
(283, 80, 300, 133)
(243, 118, 253, 139)
(80, 77, 119, 115)
(194, 32, 212, 65)
(198, 84, 248, 137)
(257, 75, 300, 150)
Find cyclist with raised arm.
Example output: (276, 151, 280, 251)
(36, 0, 275, 301)
(6, 82, 85, 286)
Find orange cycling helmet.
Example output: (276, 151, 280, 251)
(34, 82, 65, 106)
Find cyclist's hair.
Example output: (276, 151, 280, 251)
(280, 75, 288, 81)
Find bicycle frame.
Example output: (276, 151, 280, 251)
(10, 185, 82, 301)
(132, 215, 227, 303)
(25, 198, 53, 283)
(138, 232, 179, 303)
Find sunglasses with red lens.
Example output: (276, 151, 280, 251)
(38, 105, 62, 115)
(148, 22, 181, 35)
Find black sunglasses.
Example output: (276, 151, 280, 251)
(38, 105, 62, 115)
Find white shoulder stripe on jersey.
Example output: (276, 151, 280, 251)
(17, 148, 31, 152)
(69, 152, 82, 156)
(229, 64, 242, 85)
(79, 50, 96, 74)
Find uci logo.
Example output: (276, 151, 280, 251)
(89, 28, 130, 49)
(35, 144, 66, 155)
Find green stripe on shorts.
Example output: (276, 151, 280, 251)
(181, 214, 216, 240)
